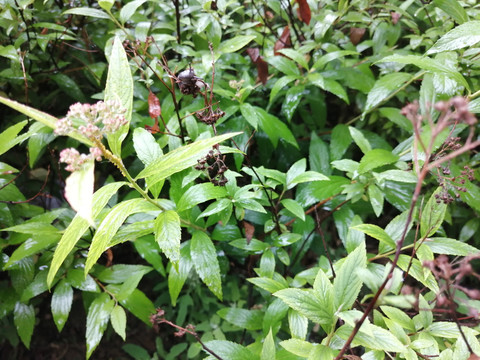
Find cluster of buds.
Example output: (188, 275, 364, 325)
(55, 100, 128, 139)
(195, 145, 228, 186)
(195, 104, 225, 125)
(59, 147, 102, 172)
(56, 101, 128, 171)
(434, 165, 474, 204)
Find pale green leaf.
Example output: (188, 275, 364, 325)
(0, 120, 28, 156)
(110, 305, 127, 340)
(352, 224, 396, 248)
(358, 149, 399, 174)
(133, 127, 162, 166)
(420, 187, 447, 238)
(240, 102, 259, 129)
(203, 340, 259, 360)
(348, 126, 371, 154)
(427, 20, 480, 54)
(63, 7, 111, 19)
(105, 37, 133, 155)
(177, 183, 227, 212)
(119, 0, 147, 23)
(281, 199, 305, 221)
(274, 288, 332, 324)
(64, 160, 95, 224)
(261, 328, 276, 360)
(280, 338, 314, 357)
(424, 237, 480, 256)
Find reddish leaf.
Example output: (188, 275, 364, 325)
(246, 48, 260, 63)
(247, 48, 269, 85)
(148, 91, 161, 119)
(274, 26, 291, 56)
(468, 355, 480, 360)
(243, 221, 255, 244)
(296, 0, 311, 25)
(256, 58, 269, 85)
(350, 27, 366, 45)
(391, 11, 401, 25)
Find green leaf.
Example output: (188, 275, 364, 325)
(364, 72, 413, 115)
(349, 127, 371, 154)
(261, 328, 276, 360)
(380, 306, 415, 332)
(133, 127, 162, 166)
(274, 288, 332, 325)
(110, 305, 127, 340)
(105, 37, 133, 155)
(47, 182, 126, 287)
(240, 103, 259, 129)
(217, 308, 263, 330)
(168, 243, 193, 306)
(377, 54, 469, 90)
(177, 183, 227, 212)
(424, 237, 480, 256)
(154, 210, 181, 264)
(281, 199, 305, 221)
(51, 279, 73, 332)
(218, 35, 256, 54)
(352, 224, 396, 249)
(313, 50, 359, 70)
(336, 323, 406, 353)
(330, 124, 352, 161)
(86, 293, 115, 359)
(119, 0, 147, 23)
(85, 198, 158, 275)
(270, 75, 298, 104)
(282, 85, 304, 121)
(136, 132, 241, 182)
(396, 255, 439, 293)
(267, 56, 301, 77)
(203, 340, 259, 360)
(368, 184, 384, 217)
(333, 245, 366, 311)
(427, 20, 480, 55)
(426, 321, 460, 338)
(375, 169, 418, 183)
(5, 234, 61, 268)
(309, 132, 331, 175)
(358, 149, 399, 174)
(97, 264, 152, 284)
(288, 310, 308, 340)
(247, 277, 288, 293)
(63, 7, 111, 19)
(191, 231, 222, 300)
(420, 187, 447, 238)
(0, 120, 28, 156)
(64, 160, 95, 224)
(14, 302, 35, 349)
(0, 95, 91, 145)
(286, 158, 306, 189)
(433, 0, 469, 24)
(280, 338, 314, 357)
(98, 0, 114, 11)
(256, 107, 298, 149)
(277, 48, 309, 69)
(290, 171, 329, 186)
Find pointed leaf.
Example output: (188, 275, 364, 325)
(358, 149, 399, 174)
(51, 279, 73, 332)
(168, 243, 193, 305)
(110, 305, 127, 340)
(154, 210, 181, 264)
(349, 127, 371, 154)
(364, 73, 413, 115)
(274, 288, 332, 324)
(217, 308, 263, 330)
(218, 35, 256, 54)
(133, 127, 162, 166)
(427, 20, 480, 54)
(177, 183, 227, 212)
(105, 37, 133, 155)
(86, 293, 115, 359)
(14, 302, 35, 349)
(261, 328, 276, 360)
(352, 224, 396, 248)
(64, 160, 95, 224)
(191, 231, 222, 300)
(63, 7, 111, 19)
(420, 187, 447, 238)
(424, 237, 480, 256)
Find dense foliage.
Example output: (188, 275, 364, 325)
(1, 0, 480, 359)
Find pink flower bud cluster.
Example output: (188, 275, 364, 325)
(55, 100, 128, 138)
(59, 147, 103, 172)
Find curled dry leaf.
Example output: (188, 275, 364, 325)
(243, 221, 255, 244)
(296, 0, 311, 25)
(247, 48, 269, 85)
(148, 91, 161, 119)
(274, 26, 292, 56)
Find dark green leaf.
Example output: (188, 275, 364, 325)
(14, 302, 35, 349)
(51, 279, 73, 332)
(86, 293, 115, 359)
(364, 73, 413, 115)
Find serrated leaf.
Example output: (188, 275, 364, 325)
(85, 198, 158, 275)
(352, 224, 396, 249)
(336, 323, 406, 353)
(168, 243, 193, 305)
(427, 20, 480, 54)
(358, 149, 399, 174)
(203, 340, 259, 360)
(288, 309, 308, 340)
(154, 210, 181, 264)
(217, 308, 263, 330)
(333, 245, 366, 311)
(86, 293, 115, 359)
(47, 182, 126, 287)
(377, 54, 469, 90)
(261, 328, 276, 360)
(177, 183, 227, 212)
(64, 160, 95, 224)
(218, 35, 256, 54)
(368, 184, 384, 217)
(424, 237, 480, 256)
(105, 37, 133, 155)
(274, 288, 332, 324)
(191, 231, 222, 300)
(421, 187, 447, 238)
(51, 279, 73, 332)
(136, 132, 241, 182)
(14, 302, 35, 349)
(110, 305, 127, 340)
